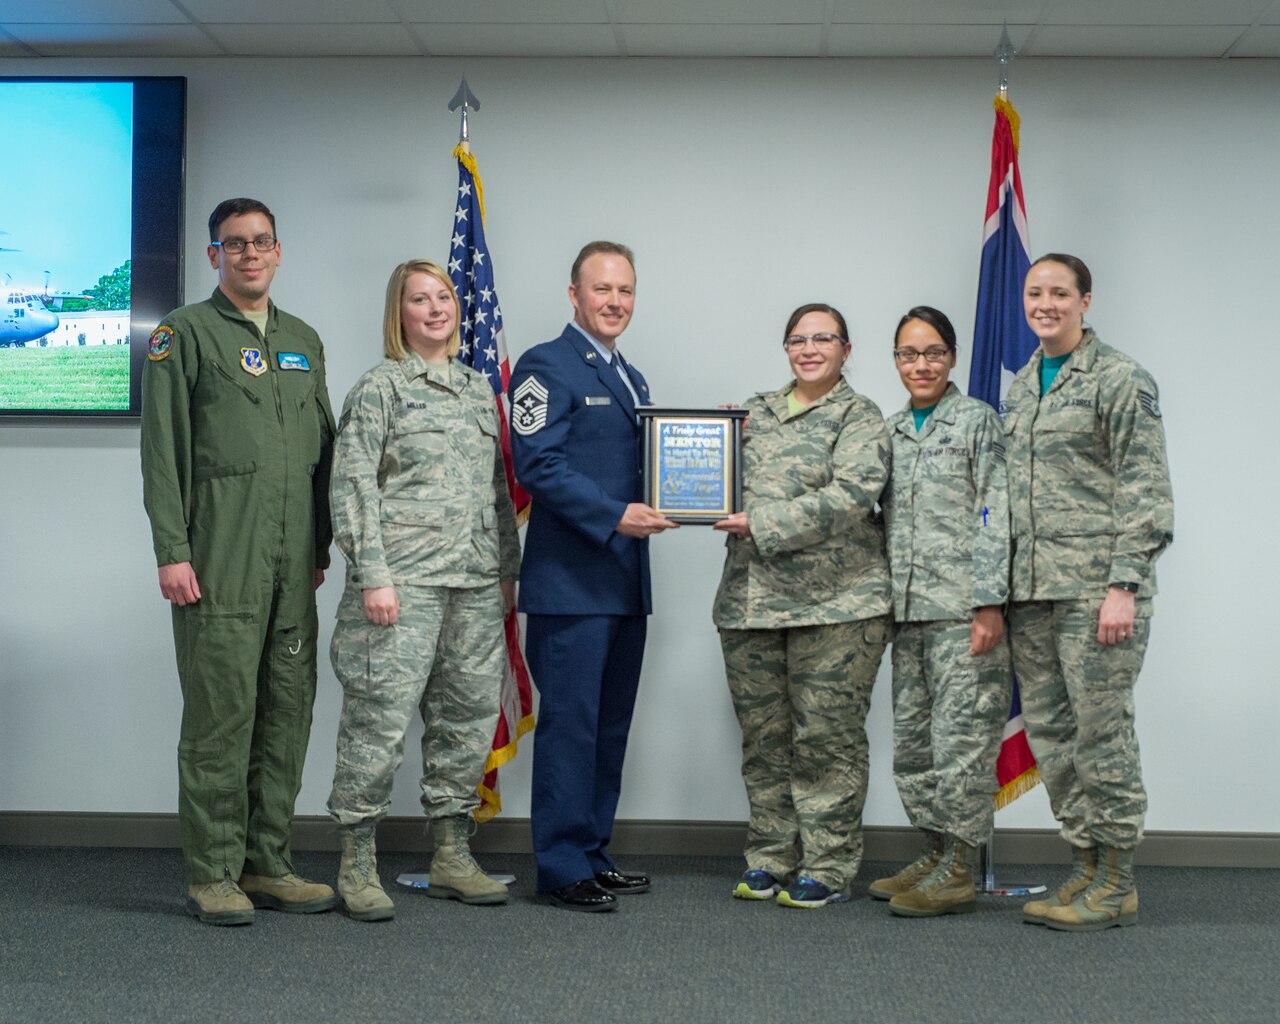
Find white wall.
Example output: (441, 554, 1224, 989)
(2, 55, 1277, 834)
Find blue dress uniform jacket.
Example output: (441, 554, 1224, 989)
(509, 323, 655, 894)
(510, 325, 651, 615)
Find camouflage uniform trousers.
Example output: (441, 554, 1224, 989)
(890, 619, 1010, 846)
(1008, 598, 1152, 849)
(720, 616, 889, 891)
(328, 584, 504, 826)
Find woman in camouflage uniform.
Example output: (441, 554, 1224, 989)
(870, 306, 1011, 918)
(713, 302, 892, 909)
(326, 260, 520, 920)
(1005, 255, 1173, 931)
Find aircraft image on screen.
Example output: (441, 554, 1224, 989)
(0, 234, 61, 346)
(1, 284, 60, 346)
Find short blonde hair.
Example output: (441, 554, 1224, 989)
(382, 260, 462, 360)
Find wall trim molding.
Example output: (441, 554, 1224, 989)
(1, 812, 1276, 869)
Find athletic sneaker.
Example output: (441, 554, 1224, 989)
(733, 869, 782, 900)
(776, 876, 850, 909)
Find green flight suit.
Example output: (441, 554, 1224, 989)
(141, 287, 335, 884)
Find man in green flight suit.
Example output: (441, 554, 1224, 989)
(141, 198, 338, 926)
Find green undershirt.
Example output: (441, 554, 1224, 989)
(1040, 352, 1070, 396)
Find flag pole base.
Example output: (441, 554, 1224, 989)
(978, 835, 1046, 897)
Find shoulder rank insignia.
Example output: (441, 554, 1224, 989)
(148, 325, 174, 361)
(1137, 390, 1162, 419)
(512, 375, 549, 435)
(240, 347, 267, 376)
(277, 351, 311, 371)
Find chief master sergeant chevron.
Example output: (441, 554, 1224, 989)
(141, 198, 338, 926)
(509, 241, 677, 913)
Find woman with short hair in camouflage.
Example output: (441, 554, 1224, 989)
(870, 305, 1011, 917)
(712, 302, 892, 909)
(325, 260, 520, 920)
(1005, 254, 1173, 931)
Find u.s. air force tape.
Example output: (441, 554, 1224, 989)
(1138, 390, 1162, 419)
(512, 376, 549, 435)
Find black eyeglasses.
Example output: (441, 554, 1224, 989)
(212, 235, 277, 255)
(893, 347, 951, 365)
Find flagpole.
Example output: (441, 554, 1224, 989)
(977, 24, 1046, 899)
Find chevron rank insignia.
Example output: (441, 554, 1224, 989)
(512, 375, 549, 435)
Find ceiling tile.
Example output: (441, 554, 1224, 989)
(3, 23, 223, 57)
(1043, 0, 1270, 26)
(1029, 24, 1247, 57)
(1229, 25, 1280, 55)
(204, 23, 419, 56)
(623, 23, 821, 56)
(613, 0, 826, 24)
(0, 0, 180, 22)
(397, 0, 609, 22)
(830, 1, 1047, 25)
(409, 22, 618, 56)
(183, 0, 398, 24)
(827, 22, 1036, 56)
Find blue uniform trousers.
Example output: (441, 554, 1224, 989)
(526, 613, 646, 892)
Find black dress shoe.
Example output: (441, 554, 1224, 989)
(547, 879, 617, 913)
(594, 868, 651, 894)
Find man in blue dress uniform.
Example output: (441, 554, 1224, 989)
(510, 241, 677, 912)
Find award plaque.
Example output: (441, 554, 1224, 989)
(638, 407, 748, 525)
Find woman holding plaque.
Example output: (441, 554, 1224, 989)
(712, 302, 892, 909)
(326, 259, 520, 920)
(869, 305, 1010, 918)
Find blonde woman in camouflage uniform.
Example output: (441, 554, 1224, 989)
(327, 260, 520, 920)
(1006, 254, 1173, 932)
(713, 302, 892, 909)
(870, 306, 1011, 917)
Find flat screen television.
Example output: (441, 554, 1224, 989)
(0, 76, 186, 418)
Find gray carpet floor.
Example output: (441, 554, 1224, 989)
(0, 846, 1275, 1024)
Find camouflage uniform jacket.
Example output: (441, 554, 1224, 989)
(713, 376, 892, 630)
(1003, 329, 1173, 600)
(882, 383, 1010, 622)
(330, 352, 519, 598)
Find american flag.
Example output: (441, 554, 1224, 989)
(968, 96, 1041, 808)
(449, 141, 535, 823)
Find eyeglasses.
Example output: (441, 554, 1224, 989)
(783, 333, 845, 351)
(893, 346, 951, 365)
(211, 235, 278, 255)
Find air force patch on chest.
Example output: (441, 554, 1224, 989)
(240, 348, 267, 376)
(277, 351, 311, 371)
(512, 376, 549, 435)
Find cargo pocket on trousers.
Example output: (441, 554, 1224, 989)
(268, 625, 312, 713)
(331, 622, 398, 705)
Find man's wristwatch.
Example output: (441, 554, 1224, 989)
(1110, 581, 1139, 593)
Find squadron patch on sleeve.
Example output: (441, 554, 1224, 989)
(148, 325, 174, 361)
(1137, 390, 1162, 419)
(511, 375, 549, 436)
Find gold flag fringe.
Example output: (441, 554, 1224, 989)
(994, 765, 1040, 810)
